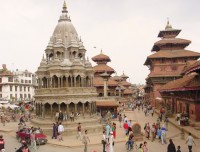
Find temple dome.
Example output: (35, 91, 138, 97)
(51, 2, 79, 49)
(52, 20, 79, 48)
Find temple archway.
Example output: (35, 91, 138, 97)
(60, 102, 66, 112)
(69, 102, 75, 112)
(45, 103, 51, 116)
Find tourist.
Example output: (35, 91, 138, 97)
(52, 123, 57, 139)
(58, 122, 64, 141)
(164, 117, 169, 130)
(177, 145, 181, 152)
(143, 141, 148, 152)
(161, 125, 167, 145)
(58, 111, 63, 122)
(55, 111, 59, 121)
(156, 117, 161, 128)
(128, 120, 132, 128)
(118, 114, 122, 128)
(185, 132, 196, 152)
(126, 131, 134, 151)
(157, 127, 161, 142)
(0, 135, 5, 152)
(63, 111, 67, 121)
(106, 123, 110, 139)
(112, 122, 116, 139)
(82, 130, 90, 152)
(150, 124, 156, 142)
(124, 115, 128, 123)
(138, 143, 143, 152)
(102, 131, 106, 152)
(76, 122, 82, 140)
(30, 130, 37, 151)
(70, 112, 75, 122)
(109, 131, 114, 152)
(167, 139, 176, 152)
(0, 114, 6, 126)
(145, 123, 150, 140)
(123, 120, 129, 135)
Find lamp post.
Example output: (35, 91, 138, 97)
(100, 71, 110, 97)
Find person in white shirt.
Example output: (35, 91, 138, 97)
(185, 132, 195, 152)
(58, 122, 64, 141)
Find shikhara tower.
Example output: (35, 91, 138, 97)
(34, 1, 98, 119)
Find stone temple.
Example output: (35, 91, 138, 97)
(32, 1, 102, 135)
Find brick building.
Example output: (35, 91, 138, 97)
(160, 60, 200, 121)
(144, 21, 200, 107)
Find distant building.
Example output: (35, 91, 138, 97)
(92, 51, 134, 116)
(144, 21, 200, 107)
(0, 64, 37, 102)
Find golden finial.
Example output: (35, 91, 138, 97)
(63, 1, 67, 9)
(62, 0, 68, 13)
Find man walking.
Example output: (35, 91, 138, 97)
(58, 122, 64, 141)
(102, 131, 106, 152)
(185, 132, 195, 152)
(118, 114, 122, 128)
(82, 130, 90, 152)
(76, 122, 82, 140)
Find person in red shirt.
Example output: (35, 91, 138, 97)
(123, 121, 129, 135)
(0, 135, 5, 151)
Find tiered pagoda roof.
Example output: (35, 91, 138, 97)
(92, 52, 111, 62)
(160, 72, 200, 92)
(93, 77, 118, 87)
(93, 64, 115, 73)
(160, 60, 200, 92)
(144, 21, 200, 80)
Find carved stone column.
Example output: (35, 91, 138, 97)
(58, 77, 60, 88)
(82, 103, 85, 115)
(66, 76, 68, 87)
(50, 104, 53, 118)
(74, 76, 76, 87)
(71, 77, 73, 87)
(66, 104, 69, 113)
(61, 76, 63, 88)
(75, 103, 77, 113)
(42, 104, 45, 118)
(58, 104, 61, 112)
(89, 103, 92, 115)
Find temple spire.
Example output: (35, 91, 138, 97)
(62, 1, 68, 13)
(165, 18, 172, 30)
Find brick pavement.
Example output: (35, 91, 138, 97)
(0, 110, 200, 152)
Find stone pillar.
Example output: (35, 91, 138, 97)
(58, 104, 61, 112)
(89, 103, 92, 115)
(66, 104, 69, 113)
(58, 77, 60, 88)
(66, 76, 68, 87)
(82, 103, 85, 115)
(75, 103, 77, 113)
(42, 104, 45, 118)
(61, 76, 63, 88)
(74, 76, 76, 87)
(40, 104, 42, 117)
(50, 104, 53, 118)
(71, 77, 73, 87)
(81, 77, 84, 87)
(103, 79, 108, 97)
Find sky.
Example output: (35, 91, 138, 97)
(0, 0, 200, 84)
